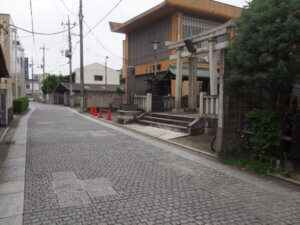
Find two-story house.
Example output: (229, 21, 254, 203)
(52, 63, 122, 108)
(74, 63, 120, 86)
(110, 0, 240, 110)
(0, 14, 26, 100)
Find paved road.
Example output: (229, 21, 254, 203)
(22, 103, 299, 225)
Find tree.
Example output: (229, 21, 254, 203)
(227, 0, 300, 112)
(227, 0, 300, 159)
(41, 75, 67, 94)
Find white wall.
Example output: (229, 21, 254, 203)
(25, 81, 41, 95)
(75, 63, 120, 85)
(0, 14, 25, 98)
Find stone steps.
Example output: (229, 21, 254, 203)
(138, 119, 190, 133)
(137, 113, 199, 134)
(142, 116, 190, 127)
(148, 113, 195, 122)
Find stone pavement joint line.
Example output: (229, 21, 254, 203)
(22, 103, 300, 225)
(52, 171, 118, 207)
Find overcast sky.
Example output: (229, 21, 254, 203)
(1, 0, 248, 76)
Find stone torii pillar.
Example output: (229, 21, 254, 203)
(127, 66, 135, 104)
(209, 39, 218, 96)
(174, 47, 183, 111)
(188, 55, 198, 110)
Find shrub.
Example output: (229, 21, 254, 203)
(218, 152, 274, 175)
(13, 97, 29, 114)
(116, 87, 125, 93)
(246, 109, 280, 160)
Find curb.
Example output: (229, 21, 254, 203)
(268, 174, 300, 186)
(84, 112, 217, 159)
(0, 108, 33, 143)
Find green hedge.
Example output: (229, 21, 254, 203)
(13, 98, 29, 114)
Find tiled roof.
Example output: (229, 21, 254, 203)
(55, 82, 120, 93)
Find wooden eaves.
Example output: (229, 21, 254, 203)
(110, 0, 241, 34)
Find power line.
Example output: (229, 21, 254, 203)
(48, 63, 69, 73)
(85, 37, 122, 67)
(85, 0, 124, 36)
(73, 40, 80, 54)
(60, 0, 77, 16)
(9, 24, 75, 36)
(51, 0, 66, 20)
(83, 20, 123, 60)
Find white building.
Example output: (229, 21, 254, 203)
(74, 63, 120, 85)
(0, 14, 25, 99)
(25, 79, 42, 99)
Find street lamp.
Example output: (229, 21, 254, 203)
(151, 40, 160, 77)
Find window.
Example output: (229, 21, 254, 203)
(94, 75, 103, 81)
(26, 84, 30, 89)
(183, 15, 222, 39)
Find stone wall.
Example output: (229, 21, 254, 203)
(86, 92, 123, 109)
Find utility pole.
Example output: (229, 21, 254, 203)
(105, 56, 109, 90)
(63, 16, 76, 107)
(40, 45, 48, 101)
(31, 57, 34, 98)
(40, 45, 48, 81)
(79, 0, 84, 112)
(14, 28, 18, 98)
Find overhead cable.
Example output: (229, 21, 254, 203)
(85, 0, 124, 36)
(60, 0, 77, 16)
(83, 21, 123, 60)
(48, 63, 69, 73)
(9, 24, 75, 36)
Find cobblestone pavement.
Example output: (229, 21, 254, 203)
(23, 103, 300, 225)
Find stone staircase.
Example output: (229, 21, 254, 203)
(137, 113, 202, 134)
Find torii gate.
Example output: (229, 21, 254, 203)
(165, 19, 236, 152)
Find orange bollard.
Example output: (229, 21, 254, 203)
(98, 109, 103, 118)
(89, 107, 93, 115)
(107, 109, 112, 121)
(94, 108, 98, 116)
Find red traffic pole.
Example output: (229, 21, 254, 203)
(98, 108, 103, 118)
(107, 109, 112, 121)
